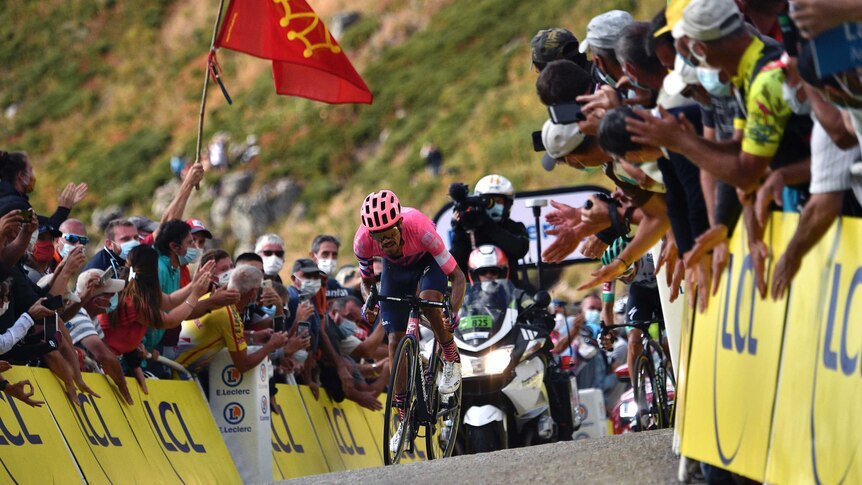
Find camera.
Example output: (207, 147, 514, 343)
(449, 182, 494, 231)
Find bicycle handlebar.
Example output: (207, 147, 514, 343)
(602, 319, 664, 332)
(372, 293, 449, 309)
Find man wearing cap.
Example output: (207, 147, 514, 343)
(66, 269, 138, 404)
(285, 258, 354, 399)
(22, 218, 61, 284)
(531, 28, 590, 73)
(187, 218, 213, 250)
(128, 215, 159, 241)
(628, 0, 812, 296)
(580, 10, 634, 88)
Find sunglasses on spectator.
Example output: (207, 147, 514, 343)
(261, 250, 284, 257)
(370, 226, 400, 243)
(476, 267, 501, 277)
(63, 234, 89, 245)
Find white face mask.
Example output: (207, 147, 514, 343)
(262, 255, 284, 275)
(782, 82, 811, 115)
(293, 349, 308, 363)
(298, 277, 322, 299)
(317, 258, 337, 276)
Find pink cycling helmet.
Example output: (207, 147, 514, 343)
(361, 190, 402, 231)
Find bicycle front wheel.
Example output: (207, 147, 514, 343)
(383, 336, 417, 465)
(633, 352, 664, 431)
(426, 349, 461, 459)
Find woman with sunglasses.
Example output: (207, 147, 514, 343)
(354, 190, 467, 442)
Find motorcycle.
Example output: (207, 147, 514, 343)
(452, 283, 582, 454)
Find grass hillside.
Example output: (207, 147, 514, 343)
(2, 0, 663, 296)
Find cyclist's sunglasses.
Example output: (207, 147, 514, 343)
(63, 233, 89, 245)
(476, 267, 501, 277)
(370, 226, 400, 243)
(261, 250, 284, 258)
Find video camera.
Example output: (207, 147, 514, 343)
(448, 182, 492, 212)
(449, 182, 494, 231)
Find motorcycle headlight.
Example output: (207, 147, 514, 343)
(620, 401, 638, 419)
(461, 346, 514, 377)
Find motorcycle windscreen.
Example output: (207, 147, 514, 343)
(456, 280, 519, 347)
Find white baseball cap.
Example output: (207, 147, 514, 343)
(672, 0, 743, 41)
(579, 10, 634, 53)
(540, 119, 586, 171)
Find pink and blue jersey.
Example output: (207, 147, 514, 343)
(354, 207, 457, 278)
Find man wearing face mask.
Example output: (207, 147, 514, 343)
(286, 258, 355, 400)
(54, 217, 89, 263)
(309, 234, 359, 299)
(65, 269, 139, 405)
(450, 174, 530, 289)
(255, 234, 286, 284)
(23, 219, 62, 284)
(84, 219, 140, 273)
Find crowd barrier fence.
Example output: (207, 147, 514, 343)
(678, 212, 862, 483)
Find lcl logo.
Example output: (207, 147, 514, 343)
(72, 393, 122, 448)
(144, 401, 206, 454)
(0, 392, 42, 446)
(323, 406, 366, 456)
(271, 402, 305, 454)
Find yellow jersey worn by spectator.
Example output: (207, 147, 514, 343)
(175, 295, 246, 373)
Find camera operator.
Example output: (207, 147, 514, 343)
(450, 174, 530, 289)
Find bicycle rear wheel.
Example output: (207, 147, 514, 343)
(383, 336, 417, 465)
(633, 352, 664, 431)
(426, 349, 461, 459)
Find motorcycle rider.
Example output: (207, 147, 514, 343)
(459, 245, 575, 445)
(450, 175, 530, 289)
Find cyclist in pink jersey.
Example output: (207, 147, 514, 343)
(354, 190, 466, 396)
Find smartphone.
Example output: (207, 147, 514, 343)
(261, 279, 273, 291)
(531, 130, 545, 152)
(43, 313, 58, 342)
(297, 321, 310, 336)
(43, 294, 64, 311)
(100, 267, 115, 287)
(19, 208, 34, 223)
(548, 103, 585, 124)
(778, 13, 799, 57)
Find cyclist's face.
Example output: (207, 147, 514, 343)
(370, 225, 401, 256)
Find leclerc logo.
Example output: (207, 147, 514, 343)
(260, 364, 267, 383)
(224, 403, 245, 425)
(810, 263, 862, 484)
(261, 396, 268, 415)
(222, 365, 242, 387)
(578, 404, 588, 421)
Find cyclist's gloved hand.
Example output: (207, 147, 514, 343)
(442, 311, 459, 333)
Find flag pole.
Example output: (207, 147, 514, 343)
(193, 0, 228, 188)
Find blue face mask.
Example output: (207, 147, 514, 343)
(261, 305, 277, 318)
(696, 67, 731, 97)
(178, 247, 200, 266)
(486, 203, 505, 222)
(107, 293, 118, 314)
(596, 67, 616, 87)
(119, 240, 140, 260)
(338, 318, 358, 339)
(59, 243, 76, 259)
(584, 309, 602, 327)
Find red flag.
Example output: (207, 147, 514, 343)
(215, 0, 372, 104)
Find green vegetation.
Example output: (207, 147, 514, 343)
(2, 0, 663, 293)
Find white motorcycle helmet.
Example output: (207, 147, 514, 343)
(468, 245, 509, 283)
(474, 174, 514, 221)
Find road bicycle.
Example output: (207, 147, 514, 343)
(603, 319, 675, 431)
(370, 291, 462, 465)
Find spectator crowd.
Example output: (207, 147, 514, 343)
(0, 0, 860, 480)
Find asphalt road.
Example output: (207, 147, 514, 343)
(283, 429, 680, 484)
